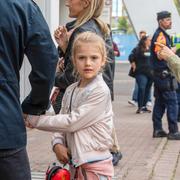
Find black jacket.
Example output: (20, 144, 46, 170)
(0, 0, 58, 149)
(128, 46, 152, 77)
(55, 19, 115, 100)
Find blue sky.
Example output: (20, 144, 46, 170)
(112, 0, 122, 17)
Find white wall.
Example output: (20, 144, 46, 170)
(100, 1, 112, 24)
(59, 0, 70, 25)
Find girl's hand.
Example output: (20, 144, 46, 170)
(54, 26, 68, 53)
(25, 115, 40, 128)
(23, 113, 33, 128)
(53, 144, 70, 164)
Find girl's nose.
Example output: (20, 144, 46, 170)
(85, 59, 91, 66)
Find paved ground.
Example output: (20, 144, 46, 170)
(27, 62, 180, 180)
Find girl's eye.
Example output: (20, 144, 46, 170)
(91, 56, 98, 60)
(78, 56, 85, 60)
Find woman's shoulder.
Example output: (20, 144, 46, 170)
(75, 19, 100, 34)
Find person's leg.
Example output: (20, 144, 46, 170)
(143, 78, 153, 108)
(152, 88, 166, 137)
(132, 81, 138, 101)
(136, 74, 147, 113)
(128, 81, 138, 106)
(163, 90, 180, 140)
(163, 91, 178, 133)
(146, 83, 153, 106)
(0, 147, 31, 180)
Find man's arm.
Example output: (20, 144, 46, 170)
(155, 42, 180, 82)
(22, 4, 58, 115)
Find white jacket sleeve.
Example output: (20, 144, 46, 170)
(28, 87, 111, 133)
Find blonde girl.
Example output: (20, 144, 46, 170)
(26, 32, 114, 180)
(53, 0, 121, 166)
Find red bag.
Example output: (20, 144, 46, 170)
(46, 164, 70, 180)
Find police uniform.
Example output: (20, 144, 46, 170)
(151, 11, 179, 137)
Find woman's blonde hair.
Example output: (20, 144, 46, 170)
(75, 0, 110, 35)
(72, 31, 107, 74)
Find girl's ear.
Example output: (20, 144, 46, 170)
(82, 0, 90, 9)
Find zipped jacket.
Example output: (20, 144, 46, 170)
(0, 0, 58, 149)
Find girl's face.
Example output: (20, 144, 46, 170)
(65, 0, 88, 18)
(73, 42, 105, 87)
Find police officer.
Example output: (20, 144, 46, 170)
(0, 0, 58, 180)
(150, 11, 180, 140)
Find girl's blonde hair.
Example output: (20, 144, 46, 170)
(75, 0, 110, 35)
(72, 32, 107, 74)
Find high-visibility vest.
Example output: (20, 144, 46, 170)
(172, 34, 180, 50)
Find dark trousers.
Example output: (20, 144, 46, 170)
(135, 74, 153, 108)
(152, 88, 178, 133)
(0, 147, 31, 180)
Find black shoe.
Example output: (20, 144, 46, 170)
(167, 132, 180, 140)
(153, 130, 167, 138)
(142, 107, 151, 113)
(136, 108, 144, 114)
(111, 151, 122, 166)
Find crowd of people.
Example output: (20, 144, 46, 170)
(1, 0, 180, 180)
(128, 10, 180, 140)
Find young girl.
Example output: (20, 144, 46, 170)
(53, 0, 121, 166)
(26, 32, 114, 180)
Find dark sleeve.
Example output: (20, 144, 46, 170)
(54, 28, 85, 89)
(21, 4, 58, 115)
(128, 47, 137, 63)
(113, 42, 120, 56)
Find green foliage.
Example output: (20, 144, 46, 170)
(117, 16, 133, 34)
(174, 0, 180, 15)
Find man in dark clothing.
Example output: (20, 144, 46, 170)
(150, 11, 180, 140)
(0, 0, 58, 179)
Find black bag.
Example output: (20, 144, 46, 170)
(128, 67, 136, 78)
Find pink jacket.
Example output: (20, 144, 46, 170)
(28, 74, 113, 167)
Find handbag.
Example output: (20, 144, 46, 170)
(46, 163, 70, 180)
(128, 67, 136, 78)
